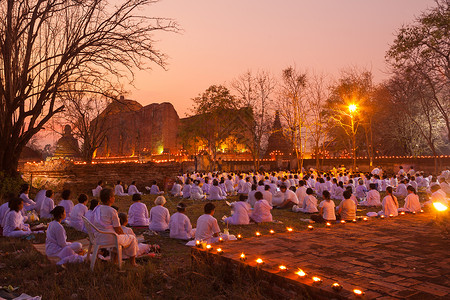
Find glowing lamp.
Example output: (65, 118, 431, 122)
(389, 214, 394, 217)
(205, 244, 212, 251)
(400, 211, 406, 215)
(433, 202, 448, 212)
(380, 215, 385, 219)
(237, 234, 242, 240)
(326, 222, 331, 228)
(218, 237, 224, 243)
(340, 220, 346, 224)
(216, 248, 223, 255)
(332, 283, 343, 292)
(352, 219, 357, 223)
(312, 277, 322, 284)
(269, 229, 275, 234)
(348, 104, 357, 113)
(286, 227, 293, 232)
(363, 217, 368, 221)
(255, 231, 261, 237)
(308, 225, 314, 230)
(420, 209, 424, 213)
(295, 269, 306, 277)
(278, 265, 287, 271)
(195, 240, 201, 248)
(240, 253, 246, 261)
(353, 289, 364, 296)
(256, 258, 264, 264)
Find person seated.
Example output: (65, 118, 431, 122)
(46, 206, 84, 265)
(332, 181, 345, 201)
(85, 199, 98, 225)
(262, 185, 273, 207)
(92, 180, 103, 197)
(114, 181, 127, 196)
(394, 179, 408, 198)
(311, 191, 336, 223)
(438, 177, 450, 196)
(246, 184, 258, 207)
(58, 190, 74, 224)
(0, 194, 13, 228)
(34, 189, 47, 215)
(423, 184, 449, 207)
(128, 194, 150, 227)
(195, 203, 229, 243)
(40, 190, 55, 219)
(118, 213, 156, 257)
(292, 188, 318, 213)
(201, 177, 211, 195)
(128, 181, 142, 196)
(182, 178, 192, 199)
(238, 177, 252, 195)
(378, 186, 399, 217)
(190, 180, 206, 200)
(208, 179, 227, 201)
(251, 192, 273, 223)
(169, 203, 196, 240)
(93, 188, 139, 266)
(149, 196, 170, 232)
(355, 180, 367, 200)
(149, 180, 164, 195)
(224, 194, 251, 225)
(337, 190, 357, 221)
(399, 186, 421, 213)
(3, 198, 32, 237)
(68, 194, 89, 232)
(295, 180, 307, 204)
(170, 180, 183, 197)
(19, 183, 37, 211)
(224, 175, 235, 194)
(273, 185, 299, 209)
(359, 183, 381, 206)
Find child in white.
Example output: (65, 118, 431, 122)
(58, 189, 74, 223)
(149, 196, 170, 231)
(40, 190, 55, 219)
(118, 213, 153, 257)
(311, 191, 336, 223)
(224, 194, 252, 225)
(399, 186, 421, 213)
(251, 192, 273, 223)
(169, 203, 195, 240)
(359, 183, 381, 206)
(128, 194, 149, 227)
(46, 206, 84, 265)
(3, 198, 32, 237)
(379, 186, 399, 217)
(69, 194, 89, 232)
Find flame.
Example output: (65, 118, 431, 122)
(312, 276, 321, 282)
(269, 229, 275, 234)
(353, 289, 363, 295)
(255, 231, 261, 236)
(278, 265, 287, 270)
(256, 258, 263, 264)
(295, 269, 306, 277)
(433, 202, 448, 212)
(286, 227, 293, 232)
(240, 253, 246, 259)
(216, 248, 222, 253)
(206, 244, 212, 250)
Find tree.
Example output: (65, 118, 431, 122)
(231, 70, 276, 170)
(387, 0, 450, 143)
(0, 0, 177, 176)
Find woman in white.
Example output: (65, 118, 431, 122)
(92, 181, 103, 197)
(208, 179, 227, 201)
(190, 180, 205, 200)
(359, 183, 381, 206)
(224, 194, 251, 225)
(128, 181, 142, 196)
(293, 188, 318, 213)
(114, 181, 127, 196)
(46, 206, 84, 265)
(394, 180, 408, 198)
(149, 196, 170, 231)
(58, 190, 74, 223)
(40, 190, 55, 219)
(169, 203, 195, 240)
(312, 191, 336, 222)
(128, 194, 149, 227)
(19, 184, 36, 211)
(3, 198, 32, 237)
(170, 180, 183, 197)
(355, 180, 367, 200)
(150, 180, 164, 195)
(246, 185, 257, 207)
(182, 178, 192, 199)
(69, 194, 89, 232)
(34, 189, 47, 214)
(332, 182, 345, 201)
(251, 192, 273, 223)
(379, 186, 399, 217)
(224, 175, 235, 194)
(93, 188, 138, 266)
(399, 186, 421, 213)
(85, 199, 98, 224)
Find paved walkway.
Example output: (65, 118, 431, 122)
(202, 213, 450, 299)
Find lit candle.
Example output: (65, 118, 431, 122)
(352, 219, 357, 223)
(278, 265, 287, 271)
(196, 240, 201, 248)
(256, 258, 264, 264)
(340, 220, 346, 224)
(389, 214, 394, 217)
(218, 237, 224, 243)
(363, 217, 368, 221)
(216, 248, 223, 254)
(206, 244, 212, 250)
(326, 222, 331, 228)
(286, 227, 293, 232)
(312, 277, 322, 284)
(353, 289, 364, 296)
(307, 225, 313, 230)
(240, 253, 246, 261)
(420, 209, 424, 213)
(380, 215, 385, 219)
(400, 211, 405, 215)
(332, 283, 343, 292)
(295, 269, 306, 277)
(255, 231, 261, 237)
(269, 229, 275, 234)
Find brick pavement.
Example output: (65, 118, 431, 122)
(194, 213, 450, 299)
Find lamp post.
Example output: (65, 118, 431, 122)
(348, 104, 357, 171)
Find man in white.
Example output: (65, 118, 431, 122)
(195, 203, 227, 244)
(359, 183, 381, 206)
(292, 188, 318, 213)
(128, 181, 142, 196)
(295, 181, 307, 205)
(92, 181, 103, 197)
(170, 180, 183, 197)
(394, 180, 408, 198)
(169, 203, 195, 240)
(262, 185, 273, 207)
(114, 181, 127, 196)
(273, 185, 298, 209)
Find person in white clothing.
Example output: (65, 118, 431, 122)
(251, 192, 273, 223)
(40, 190, 55, 219)
(149, 196, 170, 231)
(19, 184, 36, 211)
(118, 213, 155, 257)
(224, 175, 235, 194)
(399, 186, 421, 213)
(45, 206, 84, 265)
(182, 178, 192, 199)
(114, 181, 127, 196)
(262, 185, 273, 207)
(379, 186, 399, 217)
(93, 188, 138, 266)
(338, 190, 357, 221)
(224, 194, 251, 225)
(273, 185, 299, 209)
(128, 181, 142, 196)
(150, 180, 164, 195)
(190, 180, 206, 200)
(292, 188, 318, 213)
(195, 203, 229, 243)
(68, 194, 88, 232)
(170, 180, 183, 197)
(438, 177, 450, 195)
(394, 180, 408, 198)
(311, 191, 336, 223)
(295, 181, 307, 204)
(128, 194, 149, 227)
(359, 183, 381, 206)
(3, 198, 32, 237)
(92, 181, 103, 197)
(208, 179, 227, 200)
(58, 189, 74, 224)
(85, 199, 98, 225)
(169, 203, 195, 240)
(0, 199, 11, 228)
(34, 189, 47, 214)
(246, 185, 257, 207)
(355, 180, 367, 200)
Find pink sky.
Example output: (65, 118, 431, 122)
(128, 0, 434, 118)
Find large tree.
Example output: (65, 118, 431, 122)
(0, 0, 177, 175)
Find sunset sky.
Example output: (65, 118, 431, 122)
(128, 0, 434, 117)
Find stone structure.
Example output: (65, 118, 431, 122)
(264, 111, 292, 159)
(53, 125, 80, 159)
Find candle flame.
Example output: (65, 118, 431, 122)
(400, 211, 405, 215)
(196, 240, 200, 245)
(312, 276, 321, 282)
(206, 244, 212, 249)
(363, 217, 368, 221)
(278, 265, 287, 270)
(308, 225, 313, 229)
(255, 231, 261, 236)
(269, 229, 275, 234)
(286, 227, 293, 232)
(433, 202, 448, 212)
(332, 283, 340, 287)
(217, 248, 222, 252)
(326, 222, 331, 226)
(353, 289, 363, 295)
(295, 269, 306, 277)
(341, 220, 346, 224)
(256, 258, 263, 264)
(240, 253, 245, 259)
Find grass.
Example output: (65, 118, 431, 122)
(0, 190, 429, 299)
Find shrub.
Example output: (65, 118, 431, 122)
(0, 171, 25, 201)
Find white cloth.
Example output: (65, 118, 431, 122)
(208, 185, 226, 200)
(294, 195, 318, 213)
(46, 221, 82, 258)
(3, 210, 31, 237)
(34, 190, 46, 214)
(20, 193, 36, 211)
(85, 210, 95, 224)
(224, 180, 235, 193)
(247, 190, 257, 207)
(169, 212, 195, 240)
(170, 183, 182, 197)
(360, 190, 381, 206)
(251, 200, 273, 223)
(224, 202, 251, 225)
(195, 214, 221, 243)
(69, 203, 88, 231)
(149, 205, 170, 231)
(128, 202, 150, 226)
(121, 226, 151, 257)
(355, 185, 367, 199)
(58, 199, 74, 222)
(379, 195, 398, 217)
(0, 202, 9, 227)
(128, 185, 142, 196)
(190, 185, 205, 200)
(319, 200, 336, 221)
(40, 197, 55, 219)
(150, 185, 163, 195)
(262, 190, 273, 206)
(114, 184, 127, 196)
(400, 193, 421, 212)
(92, 185, 102, 197)
(394, 184, 408, 198)
(182, 184, 192, 198)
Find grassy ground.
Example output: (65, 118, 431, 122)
(0, 190, 428, 299)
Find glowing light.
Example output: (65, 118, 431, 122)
(400, 211, 406, 215)
(352, 219, 357, 223)
(332, 283, 343, 291)
(308, 225, 313, 230)
(353, 289, 363, 296)
(312, 276, 322, 283)
(341, 220, 346, 224)
(240, 253, 246, 261)
(216, 248, 223, 254)
(295, 269, 306, 277)
(256, 258, 264, 264)
(286, 227, 293, 232)
(255, 231, 261, 237)
(237, 234, 242, 240)
(269, 229, 275, 234)
(278, 265, 287, 271)
(326, 222, 331, 227)
(433, 202, 448, 212)
(218, 237, 224, 242)
(363, 217, 368, 221)
(348, 104, 357, 113)
(206, 244, 212, 250)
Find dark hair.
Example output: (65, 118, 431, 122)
(407, 185, 416, 194)
(176, 202, 187, 212)
(132, 193, 142, 202)
(9, 198, 23, 212)
(343, 190, 352, 199)
(50, 206, 65, 220)
(98, 180, 103, 186)
(20, 183, 30, 194)
(89, 199, 99, 210)
(78, 194, 88, 204)
(239, 194, 247, 202)
(369, 183, 376, 190)
(306, 188, 314, 195)
(61, 189, 71, 200)
(213, 179, 219, 186)
(255, 191, 263, 200)
(45, 190, 54, 198)
(386, 186, 394, 194)
(322, 190, 331, 200)
(100, 188, 114, 204)
(118, 212, 127, 225)
(251, 184, 257, 191)
(204, 202, 215, 214)
(280, 185, 287, 190)
(117, 180, 121, 185)
(131, 181, 136, 185)
(111, 205, 119, 211)
(298, 180, 305, 186)
(430, 184, 441, 193)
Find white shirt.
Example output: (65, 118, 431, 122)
(295, 186, 307, 204)
(366, 190, 381, 206)
(3, 210, 26, 236)
(58, 199, 74, 220)
(128, 185, 141, 196)
(190, 185, 204, 200)
(92, 185, 102, 197)
(170, 183, 182, 197)
(262, 190, 273, 206)
(227, 201, 251, 225)
(149, 205, 170, 231)
(169, 212, 194, 240)
(70, 203, 88, 231)
(319, 200, 336, 221)
(394, 184, 408, 197)
(252, 200, 272, 223)
(0, 202, 10, 227)
(381, 195, 398, 217)
(403, 193, 421, 212)
(195, 214, 220, 241)
(20, 193, 36, 207)
(93, 205, 120, 233)
(128, 202, 149, 226)
(114, 184, 127, 196)
(182, 184, 192, 198)
(40, 197, 55, 219)
(46, 221, 70, 257)
(208, 185, 226, 200)
(302, 195, 318, 213)
(150, 185, 162, 195)
(34, 190, 46, 213)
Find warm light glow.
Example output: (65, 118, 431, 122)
(400, 211, 406, 215)
(308, 225, 313, 230)
(295, 269, 306, 277)
(255, 231, 261, 237)
(278, 265, 287, 270)
(348, 104, 357, 113)
(237, 234, 242, 240)
(326, 222, 331, 227)
(240, 253, 246, 259)
(433, 202, 448, 212)
(332, 283, 340, 287)
(312, 276, 322, 282)
(256, 258, 264, 264)
(363, 217, 368, 221)
(206, 244, 212, 250)
(353, 289, 363, 295)
(216, 248, 223, 253)
(196, 240, 200, 245)
(219, 237, 224, 242)
(341, 220, 346, 224)
(352, 219, 357, 223)
(286, 227, 293, 232)
(269, 229, 275, 234)
(381, 215, 385, 218)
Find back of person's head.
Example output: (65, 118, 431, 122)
(358, 180, 364, 185)
(345, 185, 352, 191)
(239, 194, 247, 202)
(343, 190, 352, 200)
(289, 186, 296, 192)
(118, 212, 127, 225)
(98, 180, 103, 186)
(369, 183, 376, 190)
(251, 184, 257, 191)
(258, 180, 264, 186)
(9, 198, 23, 212)
(131, 181, 136, 185)
(45, 190, 54, 198)
(89, 199, 99, 210)
(430, 184, 441, 193)
(204, 202, 215, 214)
(185, 178, 191, 184)
(322, 190, 331, 200)
(407, 185, 416, 194)
(298, 180, 305, 186)
(255, 191, 263, 200)
(306, 188, 313, 195)
(155, 196, 166, 206)
(100, 188, 114, 204)
(280, 185, 287, 191)
(50, 206, 65, 220)
(61, 189, 71, 200)
(264, 185, 270, 191)
(213, 179, 219, 186)
(132, 193, 142, 202)
(20, 183, 30, 194)
(117, 180, 121, 185)
(176, 202, 187, 212)
(78, 194, 88, 204)
(338, 181, 344, 188)
(386, 186, 393, 194)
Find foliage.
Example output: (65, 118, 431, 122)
(0, 171, 25, 201)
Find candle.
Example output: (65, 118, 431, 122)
(256, 258, 264, 264)
(400, 211, 406, 215)
(195, 240, 201, 247)
(420, 209, 424, 213)
(240, 253, 246, 261)
(295, 269, 306, 277)
(363, 217, 368, 221)
(389, 214, 394, 217)
(353, 289, 364, 296)
(312, 277, 322, 284)
(380, 215, 385, 219)
(206, 244, 212, 250)
(218, 237, 224, 243)
(286, 227, 293, 232)
(332, 283, 343, 292)
(326, 222, 331, 228)
(269, 229, 275, 234)
(340, 220, 346, 224)
(278, 265, 287, 271)
(255, 231, 261, 237)
(352, 219, 357, 223)
(237, 234, 242, 240)
(216, 248, 223, 254)
(307, 225, 313, 230)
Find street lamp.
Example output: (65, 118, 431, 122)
(348, 104, 358, 171)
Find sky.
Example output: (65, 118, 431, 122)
(127, 0, 435, 118)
